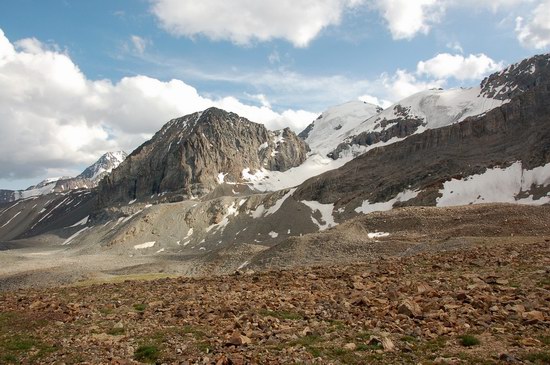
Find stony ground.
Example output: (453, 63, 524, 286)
(0, 236, 549, 364)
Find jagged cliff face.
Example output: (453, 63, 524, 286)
(98, 107, 309, 204)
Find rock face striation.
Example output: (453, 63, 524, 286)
(98, 107, 309, 204)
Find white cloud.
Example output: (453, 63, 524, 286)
(515, 0, 550, 49)
(374, 0, 443, 40)
(150, 0, 364, 47)
(0, 29, 316, 183)
(373, 0, 533, 41)
(130, 35, 150, 55)
(446, 41, 464, 54)
(380, 69, 444, 101)
(417, 53, 503, 80)
(358, 94, 392, 108)
(268, 50, 281, 64)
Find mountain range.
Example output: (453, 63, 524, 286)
(0, 53, 549, 281)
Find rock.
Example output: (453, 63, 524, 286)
(226, 333, 252, 346)
(29, 300, 44, 310)
(368, 336, 395, 352)
(398, 299, 422, 318)
(519, 337, 541, 347)
(113, 321, 124, 330)
(434, 356, 462, 364)
(499, 353, 520, 363)
(417, 283, 434, 294)
(344, 343, 357, 351)
(522, 310, 544, 322)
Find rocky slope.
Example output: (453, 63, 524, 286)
(1, 228, 549, 364)
(98, 107, 309, 205)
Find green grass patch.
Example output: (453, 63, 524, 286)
(326, 319, 346, 332)
(196, 341, 211, 353)
(0, 334, 55, 362)
(181, 325, 206, 339)
(4, 337, 36, 351)
(355, 331, 372, 341)
(134, 345, 160, 363)
(401, 335, 418, 343)
(259, 309, 303, 320)
(525, 352, 550, 364)
(1, 354, 18, 363)
(107, 327, 125, 336)
(356, 342, 383, 351)
(459, 334, 480, 347)
(133, 303, 147, 312)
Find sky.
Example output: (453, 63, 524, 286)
(0, 0, 549, 190)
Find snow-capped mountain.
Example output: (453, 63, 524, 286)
(295, 53, 550, 215)
(0, 151, 127, 204)
(78, 151, 128, 183)
(299, 101, 382, 156)
(326, 54, 550, 160)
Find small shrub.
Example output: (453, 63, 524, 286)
(134, 345, 160, 363)
(459, 334, 480, 347)
(133, 303, 146, 312)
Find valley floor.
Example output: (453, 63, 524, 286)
(0, 233, 549, 364)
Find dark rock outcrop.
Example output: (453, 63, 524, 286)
(98, 107, 309, 205)
(328, 118, 425, 159)
(480, 53, 550, 100)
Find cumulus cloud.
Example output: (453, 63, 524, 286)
(150, 0, 364, 47)
(374, 0, 443, 40)
(417, 53, 503, 80)
(380, 70, 444, 101)
(0, 29, 316, 182)
(515, 0, 550, 49)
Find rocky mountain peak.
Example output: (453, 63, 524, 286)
(480, 53, 550, 100)
(98, 108, 309, 204)
(78, 151, 128, 183)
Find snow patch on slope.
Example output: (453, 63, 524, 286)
(134, 241, 156, 250)
(355, 189, 420, 214)
(437, 161, 550, 207)
(301, 200, 337, 231)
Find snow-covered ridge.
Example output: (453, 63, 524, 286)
(301, 101, 382, 156)
(370, 87, 506, 132)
